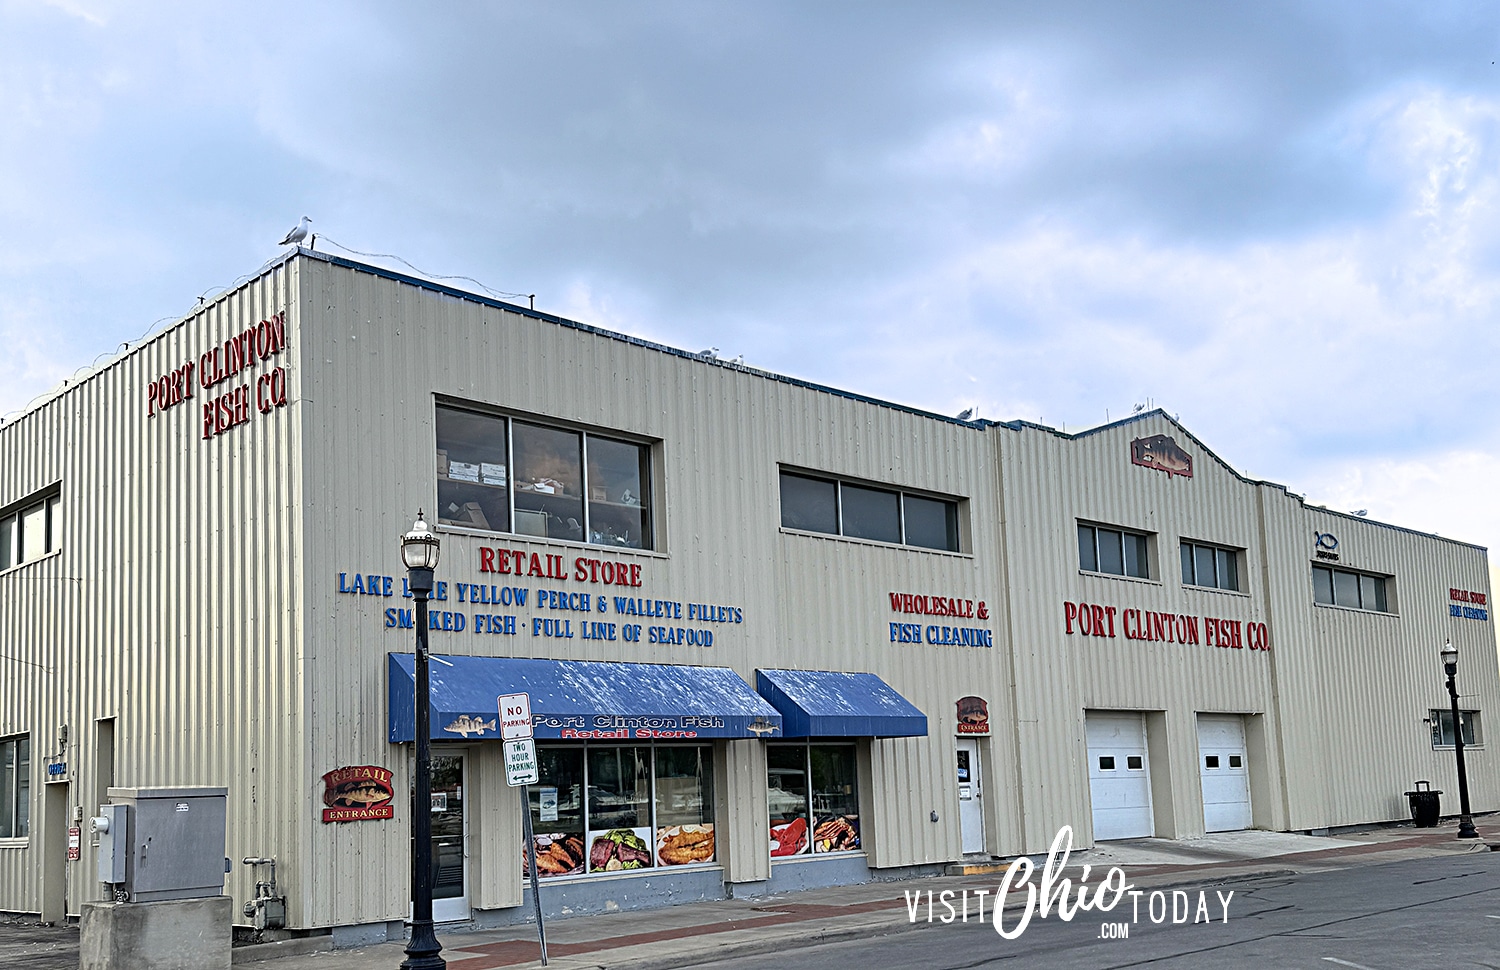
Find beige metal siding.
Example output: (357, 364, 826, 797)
(5, 248, 1494, 932)
(1265, 494, 1500, 829)
(294, 257, 1500, 923)
(0, 262, 305, 919)
(717, 740, 770, 883)
(470, 743, 523, 910)
(294, 257, 1013, 921)
(1000, 418, 1284, 848)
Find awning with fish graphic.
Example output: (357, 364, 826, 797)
(388, 654, 783, 742)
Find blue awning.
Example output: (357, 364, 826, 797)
(754, 669, 928, 738)
(388, 654, 783, 742)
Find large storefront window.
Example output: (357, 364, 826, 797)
(526, 743, 715, 878)
(436, 404, 653, 549)
(586, 746, 652, 869)
(767, 743, 860, 857)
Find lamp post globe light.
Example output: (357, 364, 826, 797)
(1441, 639, 1480, 841)
(401, 512, 446, 969)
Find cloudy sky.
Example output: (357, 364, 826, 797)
(4, 1, 1500, 550)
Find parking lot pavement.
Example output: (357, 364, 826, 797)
(0, 824, 1488, 970)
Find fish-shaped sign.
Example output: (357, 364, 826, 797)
(746, 717, 780, 737)
(1131, 434, 1193, 478)
(443, 714, 497, 738)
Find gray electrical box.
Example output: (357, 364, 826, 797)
(93, 803, 128, 885)
(104, 786, 228, 902)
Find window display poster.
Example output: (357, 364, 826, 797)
(656, 823, 715, 866)
(770, 817, 810, 856)
(527, 833, 585, 877)
(539, 787, 559, 823)
(587, 827, 654, 871)
(813, 815, 860, 852)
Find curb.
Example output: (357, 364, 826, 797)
(232, 936, 334, 964)
(589, 911, 925, 970)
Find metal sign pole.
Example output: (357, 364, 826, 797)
(521, 784, 548, 965)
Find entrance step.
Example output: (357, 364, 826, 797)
(946, 859, 1008, 875)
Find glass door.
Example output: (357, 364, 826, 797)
(422, 753, 469, 923)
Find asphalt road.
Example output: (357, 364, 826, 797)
(698, 853, 1500, 970)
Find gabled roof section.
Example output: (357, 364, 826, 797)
(997, 408, 1251, 482)
(997, 408, 1484, 551)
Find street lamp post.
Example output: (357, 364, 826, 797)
(401, 513, 446, 969)
(1441, 639, 1480, 840)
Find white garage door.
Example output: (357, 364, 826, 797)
(1086, 712, 1154, 841)
(1198, 714, 1252, 832)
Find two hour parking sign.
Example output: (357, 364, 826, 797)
(504, 738, 539, 786)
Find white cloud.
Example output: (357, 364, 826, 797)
(4, 3, 1500, 566)
(810, 83, 1500, 460)
(1300, 449, 1500, 550)
(41, 0, 106, 27)
(0, 299, 87, 421)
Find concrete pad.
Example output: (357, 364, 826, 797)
(80, 896, 233, 970)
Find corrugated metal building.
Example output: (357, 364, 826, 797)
(1, 248, 1494, 940)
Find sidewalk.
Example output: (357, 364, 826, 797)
(234, 825, 1493, 970)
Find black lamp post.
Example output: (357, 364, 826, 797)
(401, 513, 446, 969)
(1441, 639, 1480, 840)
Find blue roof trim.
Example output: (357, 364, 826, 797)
(755, 669, 928, 739)
(388, 654, 783, 741)
(301, 248, 985, 430)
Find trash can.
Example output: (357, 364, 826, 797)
(1405, 781, 1442, 827)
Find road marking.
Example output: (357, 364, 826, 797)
(1322, 959, 1380, 970)
(1487, 914, 1500, 920)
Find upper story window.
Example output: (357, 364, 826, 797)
(1078, 523, 1149, 579)
(0, 489, 60, 571)
(1312, 565, 1390, 613)
(0, 735, 29, 839)
(778, 471, 961, 552)
(1431, 710, 1481, 748)
(436, 404, 653, 550)
(1181, 541, 1240, 591)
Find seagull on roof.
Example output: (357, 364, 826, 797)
(279, 216, 311, 247)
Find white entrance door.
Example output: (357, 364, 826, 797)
(956, 739, 985, 854)
(1086, 712, 1154, 841)
(428, 752, 470, 923)
(1198, 715, 1252, 832)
